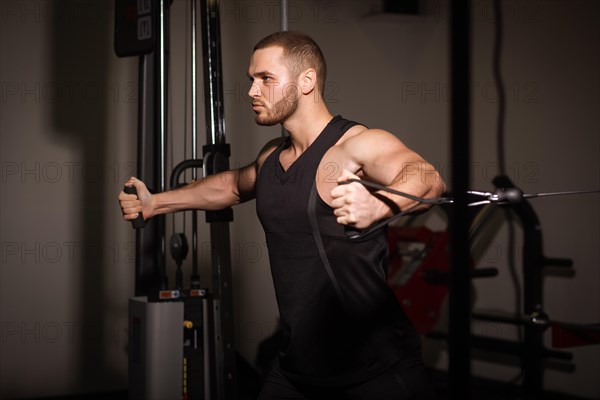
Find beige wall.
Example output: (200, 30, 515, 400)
(1, 0, 598, 398)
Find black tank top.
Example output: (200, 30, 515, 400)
(255, 115, 420, 386)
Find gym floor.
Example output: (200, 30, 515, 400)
(27, 367, 595, 400)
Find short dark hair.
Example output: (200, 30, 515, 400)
(254, 31, 327, 94)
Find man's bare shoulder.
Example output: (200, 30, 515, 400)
(339, 125, 408, 151)
(338, 124, 368, 143)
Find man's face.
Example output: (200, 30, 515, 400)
(247, 46, 299, 126)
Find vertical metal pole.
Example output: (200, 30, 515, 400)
(513, 198, 545, 398)
(158, 0, 168, 289)
(135, 54, 157, 296)
(159, 0, 166, 195)
(449, 1, 472, 399)
(280, 0, 288, 31)
(135, 0, 168, 296)
(191, 0, 200, 284)
(201, 0, 224, 146)
(522, 216, 544, 399)
(200, 1, 236, 399)
(191, 1, 208, 397)
(191, 0, 198, 165)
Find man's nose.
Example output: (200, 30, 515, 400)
(247, 82, 260, 98)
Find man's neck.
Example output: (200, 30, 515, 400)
(282, 104, 333, 153)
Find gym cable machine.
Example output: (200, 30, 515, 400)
(115, 0, 235, 398)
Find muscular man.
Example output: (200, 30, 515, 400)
(120, 31, 445, 399)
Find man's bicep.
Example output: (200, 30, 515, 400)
(351, 129, 424, 185)
(236, 162, 259, 202)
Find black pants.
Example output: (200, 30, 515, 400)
(257, 360, 437, 400)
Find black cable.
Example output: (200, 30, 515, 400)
(343, 179, 599, 207)
(341, 179, 453, 205)
(524, 189, 600, 199)
(340, 179, 599, 239)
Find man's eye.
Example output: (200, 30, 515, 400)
(263, 76, 272, 82)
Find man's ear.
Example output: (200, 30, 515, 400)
(300, 68, 317, 95)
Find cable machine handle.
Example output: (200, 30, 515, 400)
(124, 186, 146, 229)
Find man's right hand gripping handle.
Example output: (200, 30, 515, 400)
(121, 179, 147, 229)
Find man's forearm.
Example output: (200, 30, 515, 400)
(150, 170, 242, 218)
